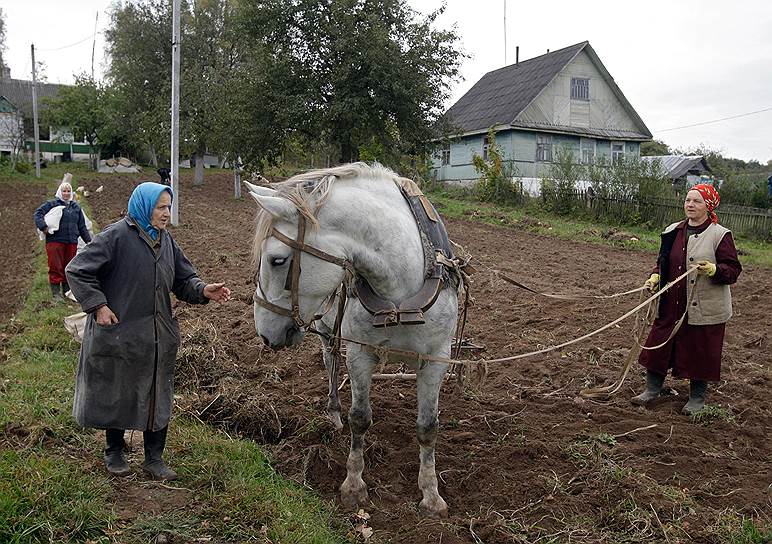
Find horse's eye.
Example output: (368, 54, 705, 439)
(270, 257, 287, 267)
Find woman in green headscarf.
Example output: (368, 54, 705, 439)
(66, 182, 231, 480)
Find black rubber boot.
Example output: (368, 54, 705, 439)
(682, 380, 708, 415)
(142, 426, 177, 481)
(104, 428, 131, 477)
(50, 283, 63, 301)
(61, 282, 70, 298)
(631, 370, 666, 406)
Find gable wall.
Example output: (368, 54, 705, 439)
(518, 50, 641, 133)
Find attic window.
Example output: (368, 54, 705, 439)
(571, 77, 589, 101)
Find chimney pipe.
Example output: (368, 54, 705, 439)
(516, 46, 519, 65)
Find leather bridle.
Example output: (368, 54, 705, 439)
(253, 215, 354, 329)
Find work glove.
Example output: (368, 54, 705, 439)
(643, 273, 660, 293)
(695, 260, 717, 277)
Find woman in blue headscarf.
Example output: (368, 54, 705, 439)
(66, 182, 230, 480)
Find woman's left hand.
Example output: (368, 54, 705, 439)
(695, 261, 717, 277)
(204, 283, 231, 303)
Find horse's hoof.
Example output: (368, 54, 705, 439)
(328, 411, 343, 431)
(419, 497, 448, 519)
(340, 480, 369, 509)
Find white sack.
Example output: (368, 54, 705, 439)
(64, 312, 87, 342)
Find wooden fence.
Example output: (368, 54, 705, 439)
(548, 190, 772, 240)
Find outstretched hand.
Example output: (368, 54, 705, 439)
(204, 283, 231, 303)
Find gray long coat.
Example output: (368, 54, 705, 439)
(65, 217, 207, 431)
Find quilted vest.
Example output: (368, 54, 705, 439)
(662, 221, 733, 325)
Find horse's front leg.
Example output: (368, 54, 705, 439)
(416, 360, 449, 518)
(317, 321, 343, 430)
(340, 345, 376, 510)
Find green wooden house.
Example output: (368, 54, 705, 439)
(431, 41, 652, 192)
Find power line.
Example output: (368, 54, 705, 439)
(655, 107, 772, 133)
(37, 32, 97, 52)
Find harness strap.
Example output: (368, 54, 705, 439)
(271, 227, 352, 270)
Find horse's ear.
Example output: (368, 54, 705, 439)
(252, 194, 297, 221)
(243, 181, 277, 197)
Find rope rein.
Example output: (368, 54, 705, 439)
(311, 266, 700, 368)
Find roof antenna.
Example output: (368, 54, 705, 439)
(503, 0, 507, 65)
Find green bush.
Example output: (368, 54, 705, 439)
(542, 147, 584, 215)
(14, 160, 32, 174)
(472, 128, 524, 205)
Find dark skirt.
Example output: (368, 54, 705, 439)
(639, 319, 725, 381)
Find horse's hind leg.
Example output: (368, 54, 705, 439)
(416, 361, 449, 518)
(340, 346, 376, 510)
(317, 322, 343, 430)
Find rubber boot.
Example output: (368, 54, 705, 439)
(50, 283, 63, 301)
(682, 380, 708, 415)
(104, 428, 131, 477)
(62, 282, 70, 299)
(142, 426, 177, 481)
(631, 370, 665, 406)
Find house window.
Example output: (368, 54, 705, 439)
(536, 134, 553, 162)
(482, 136, 490, 161)
(580, 138, 596, 164)
(571, 77, 590, 101)
(440, 143, 450, 166)
(612, 142, 625, 164)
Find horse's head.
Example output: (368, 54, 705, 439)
(245, 181, 348, 350)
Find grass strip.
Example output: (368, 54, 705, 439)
(0, 182, 346, 543)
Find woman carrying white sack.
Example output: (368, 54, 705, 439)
(33, 174, 92, 300)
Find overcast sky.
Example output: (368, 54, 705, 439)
(2, 0, 771, 163)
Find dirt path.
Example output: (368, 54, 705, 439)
(84, 171, 772, 543)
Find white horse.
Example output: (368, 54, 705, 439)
(245, 163, 458, 517)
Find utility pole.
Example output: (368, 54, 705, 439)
(170, 0, 181, 225)
(30, 44, 41, 178)
(91, 12, 99, 80)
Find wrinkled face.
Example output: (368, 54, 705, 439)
(152, 191, 172, 230)
(61, 185, 72, 200)
(253, 228, 344, 350)
(684, 190, 708, 223)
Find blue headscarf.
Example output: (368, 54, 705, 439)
(128, 182, 174, 240)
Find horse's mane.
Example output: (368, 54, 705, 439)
(251, 162, 413, 267)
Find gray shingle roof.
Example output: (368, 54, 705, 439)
(446, 42, 587, 134)
(0, 78, 65, 117)
(444, 41, 651, 140)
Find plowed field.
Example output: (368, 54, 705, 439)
(7, 171, 769, 543)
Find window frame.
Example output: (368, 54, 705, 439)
(536, 134, 553, 162)
(482, 136, 490, 161)
(611, 142, 625, 164)
(440, 143, 450, 166)
(580, 138, 596, 165)
(571, 77, 590, 101)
